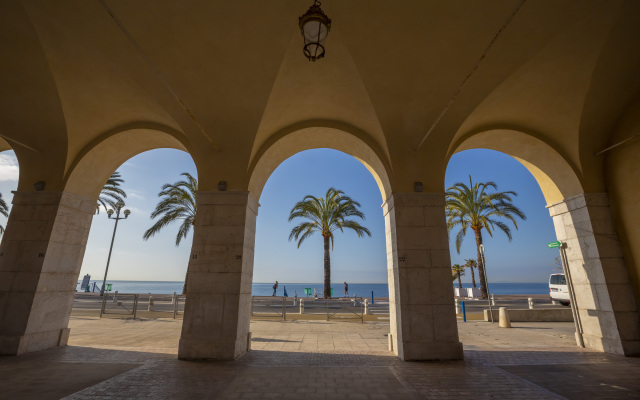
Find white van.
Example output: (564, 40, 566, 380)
(549, 273, 570, 306)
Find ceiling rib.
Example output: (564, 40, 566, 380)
(98, 0, 219, 150)
(414, 0, 526, 151)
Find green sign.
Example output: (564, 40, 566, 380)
(548, 241, 562, 248)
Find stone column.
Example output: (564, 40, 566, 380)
(0, 191, 94, 355)
(178, 191, 258, 360)
(548, 193, 640, 355)
(384, 192, 463, 361)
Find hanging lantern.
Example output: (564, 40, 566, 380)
(298, 0, 332, 61)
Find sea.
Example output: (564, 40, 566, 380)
(78, 280, 549, 296)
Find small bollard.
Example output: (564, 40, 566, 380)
(299, 299, 304, 314)
(455, 298, 460, 314)
(498, 307, 511, 328)
(491, 294, 496, 306)
(528, 297, 534, 309)
(282, 296, 287, 321)
(461, 301, 467, 322)
(364, 299, 370, 315)
(114, 290, 118, 302)
(148, 296, 154, 311)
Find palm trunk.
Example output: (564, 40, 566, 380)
(470, 267, 477, 289)
(323, 236, 331, 298)
(457, 274, 462, 289)
(182, 270, 189, 295)
(475, 229, 488, 299)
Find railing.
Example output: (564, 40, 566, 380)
(100, 293, 139, 318)
(315, 297, 364, 322)
(173, 294, 186, 319)
(251, 297, 294, 320)
(250, 296, 366, 322)
(91, 294, 385, 321)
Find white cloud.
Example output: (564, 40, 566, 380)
(127, 190, 145, 200)
(0, 154, 19, 181)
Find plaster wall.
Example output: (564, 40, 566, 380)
(178, 191, 258, 360)
(605, 99, 640, 313)
(548, 193, 640, 355)
(384, 192, 463, 361)
(0, 191, 94, 355)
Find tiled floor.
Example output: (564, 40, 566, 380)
(1, 317, 639, 399)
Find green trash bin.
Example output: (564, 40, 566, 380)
(304, 288, 312, 296)
(105, 283, 113, 292)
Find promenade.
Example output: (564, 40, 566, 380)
(1, 315, 639, 399)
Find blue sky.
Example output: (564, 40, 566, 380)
(0, 147, 558, 284)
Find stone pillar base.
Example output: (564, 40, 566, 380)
(178, 334, 250, 361)
(399, 340, 464, 361)
(0, 328, 70, 356)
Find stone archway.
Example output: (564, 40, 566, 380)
(0, 128, 192, 356)
(449, 129, 640, 356)
(178, 125, 464, 361)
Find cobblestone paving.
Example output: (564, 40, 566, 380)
(1, 317, 639, 399)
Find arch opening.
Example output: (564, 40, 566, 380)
(248, 126, 392, 202)
(446, 130, 637, 356)
(64, 128, 190, 202)
(71, 147, 198, 350)
(0, 148, 19, 236)
(450, 129, 583, 205)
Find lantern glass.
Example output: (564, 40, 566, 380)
(299, 1, 331, 61)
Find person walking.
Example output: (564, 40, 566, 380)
(272, 281, 278, 296)
(344, 282, 349, 297)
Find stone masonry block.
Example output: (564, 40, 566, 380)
(394, 249, 429, 269)
(430, 249, 452, 269)
(573, 283, 598, 310)
(592, 234, 623, 258)
(394, 206, 425, 227)
(429, 268, 456, 305)
(397, 268, 431, 305)
(614, 311, 640, 341)
(396, 226, 448, 251)
(601, 258, 633, 285)
(182, 293, 225, 337)
(392, 192, 445, 208)
(433, 304, 460, 341)
(34, 272, 78, 293)
(606, 284, 638, 312)
(188, 272, 242, 294)
(0, 271, 40, 292)
(196, 191, 252, 206)
(400, 304, 434, 342)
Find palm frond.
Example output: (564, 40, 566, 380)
(143, 172, 198, 246)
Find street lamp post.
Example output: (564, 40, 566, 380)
(100, 201, 130, 296)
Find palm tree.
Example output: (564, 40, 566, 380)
(0, 192, 8, 235)
(464, 258, 477, 289)
(446, 176, 526, 299)
(288, 188, 371, 298)
(452, 264, 465, 289)
(97, 171, 127, 213)
(143, 172, 197, 293)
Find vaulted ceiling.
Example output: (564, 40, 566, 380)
(1, 0, 638, 193)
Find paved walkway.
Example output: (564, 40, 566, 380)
(1, 317, 639, 399)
